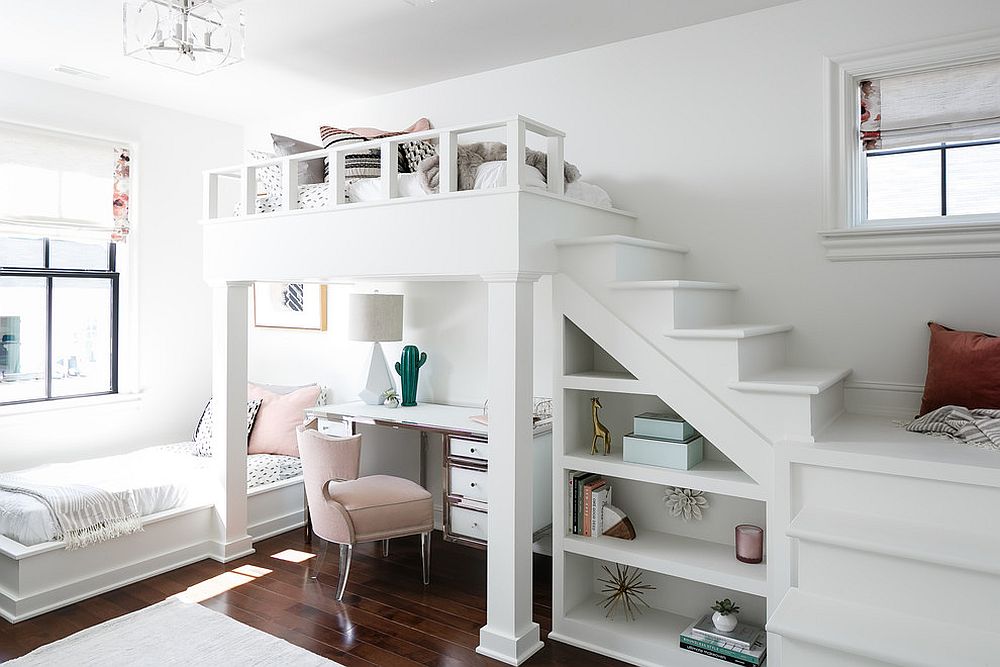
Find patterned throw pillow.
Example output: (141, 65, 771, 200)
(400, 139, 437, 173)
(319, 118, 431, 180)
(193, 398, 264, 456)
(248, 150, 280, 195)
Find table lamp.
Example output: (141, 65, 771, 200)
(349, 292, 403, 405)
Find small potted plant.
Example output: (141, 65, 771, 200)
(711, 598, 740, 632)
(382, 388, 400, 409)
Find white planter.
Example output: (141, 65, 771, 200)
(712, 611, 738, 633)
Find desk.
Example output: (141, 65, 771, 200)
(305, 401, 552, 549)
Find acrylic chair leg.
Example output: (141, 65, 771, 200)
(336, 543, 354, 601)
(382, 538, 390, 557)
(311, 538, 329, 581)
(421, 532, 431, 585)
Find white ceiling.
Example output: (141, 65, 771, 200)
(0, 0, 798, 124)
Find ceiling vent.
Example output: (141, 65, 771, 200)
(51, 65, 109, 81)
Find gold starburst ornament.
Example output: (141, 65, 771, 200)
(597, 564, 655, 621)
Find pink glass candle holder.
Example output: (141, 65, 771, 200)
(735, 524, 764, 564)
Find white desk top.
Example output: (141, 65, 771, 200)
(307, 401, 489, 438)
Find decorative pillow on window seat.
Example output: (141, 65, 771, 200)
(919, 322, 1000, 416)
(247, 382, 322, 457)
(318, 118, 431, 179)
(193, 398, 264, 456)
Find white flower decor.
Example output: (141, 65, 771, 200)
(663, 487, 709, 521)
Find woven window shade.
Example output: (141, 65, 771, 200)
(860, 59, 1000, 151)
(0, 122, 128, 241)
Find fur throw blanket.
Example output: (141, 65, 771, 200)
(417, 141, 580, 193)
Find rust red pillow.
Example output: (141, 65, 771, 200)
(919, 322, 1000, 415)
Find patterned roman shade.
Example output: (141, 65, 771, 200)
(860, 59, 1000, 151)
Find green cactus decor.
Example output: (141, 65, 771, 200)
(395, 345, 427, 407)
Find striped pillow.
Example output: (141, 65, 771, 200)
(319, 118, 431, 179)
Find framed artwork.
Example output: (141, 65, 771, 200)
(253, 283, 327, 331)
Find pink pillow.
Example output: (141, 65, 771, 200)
(247, 383, 321, 457)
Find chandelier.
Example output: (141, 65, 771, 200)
(123, 0, 245, 75)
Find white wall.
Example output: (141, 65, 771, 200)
(0, 71, 243, 470)
(244, 0, 1000, 420)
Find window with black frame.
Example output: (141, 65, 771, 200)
(0, 122, 130, 406)
(859, 60, 1000, 225)
(0, 238, 118, 404)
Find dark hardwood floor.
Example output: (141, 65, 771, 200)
(0, 530, 626, 666)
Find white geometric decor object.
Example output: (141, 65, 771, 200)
(663, 486, 709, 521)
(123, 0, 246, 75)
(349, 293, 404, 406)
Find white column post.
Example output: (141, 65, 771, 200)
(477, 273, 543, 666)
(211, 281, 254, 561)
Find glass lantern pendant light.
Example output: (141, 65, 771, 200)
(123, 0, 246, 75)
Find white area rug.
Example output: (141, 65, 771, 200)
(7, 598, 340, 666)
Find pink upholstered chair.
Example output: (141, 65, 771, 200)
(297, 423, 433, 600)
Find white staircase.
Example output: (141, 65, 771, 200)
(549, 233, 1000, 667)
(556, 234, 851, 446)
(549, 233, 852, 667)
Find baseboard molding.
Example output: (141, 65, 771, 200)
(248, 510, 305, 543)
(0, 540, 216, 623)
(844, 381, 922, 419)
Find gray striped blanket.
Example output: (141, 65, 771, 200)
(0, 476, 142, 549)
(906, 405, 1000, 451)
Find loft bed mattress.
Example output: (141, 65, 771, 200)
(238, 160, 613, 215)
(0, 443, 302, 547)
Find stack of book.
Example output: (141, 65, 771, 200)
(568, 471, 611, 537)
(622, 412, 704, 470)
(679, 614, 766, 666)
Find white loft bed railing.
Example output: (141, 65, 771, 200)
(203, 115, 568, 220)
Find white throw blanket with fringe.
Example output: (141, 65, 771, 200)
(0, 476, 141, 549)
(905, 405, 1000, 451)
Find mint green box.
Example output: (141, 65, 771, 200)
(622, 432, 703, 470)
(633, 412, 696, 441)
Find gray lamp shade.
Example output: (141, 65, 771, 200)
(348, 293, 403, 342)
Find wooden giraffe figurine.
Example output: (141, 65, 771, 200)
(591, 396, 611, 456)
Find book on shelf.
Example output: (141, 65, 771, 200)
(678, 641, 759, 666)
(591, 484, 610, 536)
(680, 615, 766, 666)
(581, 479, 606, 537)
(569, 472, 599, 535)
(568, 472, 614, 536)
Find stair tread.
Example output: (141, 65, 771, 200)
(788, 506, 1000, 575)
(768, 589, 999, 667)
(729, 367, 851, 394)
(554, 234, 689, 254)
(610, 280, 739, 291)
(664, 323, 792, 339)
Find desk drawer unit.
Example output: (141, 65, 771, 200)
(443, 434, 489, 548)
(449, 463, 488, 503)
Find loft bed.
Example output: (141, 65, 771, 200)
(201, 115, 637, 283)
(199, 115, 642, 665)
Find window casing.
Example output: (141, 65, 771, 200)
(821, 31, 1000, 260)
(0, 121, 129, 406)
